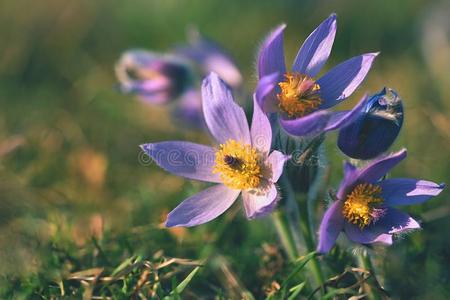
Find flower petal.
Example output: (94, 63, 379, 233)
(357, 149, 407, 183)
(317, 53, 378, 109)
(280, 110, 333, 137)
(292, 13, 337, 77)
(242, 184, 278, 219)
(255, 72, 280, 111)
(379, 178, 445, 206)
(251, 95, 272, 154)
(127, 78, 173, 104)
(337, 149, 407, 200)
(280, 103, 367, 137)
(373, 234, 393, 245)
(337, 161, 358, 199)
(344, 207, 420, 244)
(324, 94, 369, 131)
(140, 142, 220, 183)
(317, 201, 345, 253)
(202, 73, 251, 144)
(165, 184, 240, 227)
(258, 24, 287, 78)
(175, 28, 242, 87)
(268, 150, 290, 182)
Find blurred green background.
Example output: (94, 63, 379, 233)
(0, 0, 449, 298)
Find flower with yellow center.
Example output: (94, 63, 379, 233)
(317, 150, 443, 254)
(342, 183, 384, 229)
(258, 14, 379, 137)
(213, 139, 263, 190)
(277, 72, 323, 118)
(141, 73, 290, 227)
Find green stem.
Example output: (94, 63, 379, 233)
(357, 251, 382, 300)
(271, 211, 298, 262)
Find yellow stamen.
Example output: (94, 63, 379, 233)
(342, 183, 384, 229)
(277, 72, 322, 118)
(213, 139, 262, 190)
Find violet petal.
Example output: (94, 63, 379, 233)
(140, 142, 220, 183)
(379, 178, 445, 206)
(202, 73, 251, 144)
(292, 13, 337, 77)
(317, 53, 378, 109)
(165, 184, 240, 227)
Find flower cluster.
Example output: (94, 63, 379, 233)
(128, 14, 444, 254)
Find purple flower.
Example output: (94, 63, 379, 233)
(140, 73, 289, 227)
(338, 88, 404, 159)
(257, 13, 378, 137)
(115, 50, 193, 104)
(317, 149, 445, 253)
(175, 28, 243, 88)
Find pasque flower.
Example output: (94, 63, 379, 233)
(257, 13, 378, 136)
(116, 31, 242, 127)
(317, 149, 445, 253)
(141, 73, 289, 227)
(338, 88, 404, 159)
(115, 50, 193, 105)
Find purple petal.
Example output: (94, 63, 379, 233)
(125, 78, 173, 105)
(268, 150, 290, 182)
(140, 142, 220, 183)
(344, 207, 420, 244)
(374, 234, 393, 245)
(242, 184, 278, 219)
(379, 178, 445, 206)
(280, 103, 367, 137)
(324, 95, 369, 131)
(255, 72, 280, 111)
(175, 28, 242, 87)
(337, 161, 358, 199)
(202, 73, 250, 144)
(165, 184, 240, 227)
(337, 149, 407, 200)
(357, 149, 407, 183)
(201, 53, 242, 88)
(280, 110, 333, 137)
(257, 24, 286, 79)
(251, 96, 272, 154)
(317, 53, 378, 109)
(317, 201, 345, 253)
(344, 161, 357, 176)
(292, 13, 337, 77)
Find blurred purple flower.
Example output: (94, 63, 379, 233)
(338, 88, 404, 160)
(115, 50, 193, 105)
(175, 28, 243, 88)
(141, 73, 289, 227)
(317, 149, 445, 253)
(116, 31, 242, 128)
(257, 13, 378, 137)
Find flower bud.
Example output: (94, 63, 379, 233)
(115, 50, 193, 104)
(337, 88, 403, 160)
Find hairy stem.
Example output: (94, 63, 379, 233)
(271, 211, 299, 262)
(357, 250, 382, 300)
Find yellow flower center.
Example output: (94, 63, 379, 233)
(213, 139, 263, 190)
(342, 183, 384, 229)
(277, 72, 322, 118)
